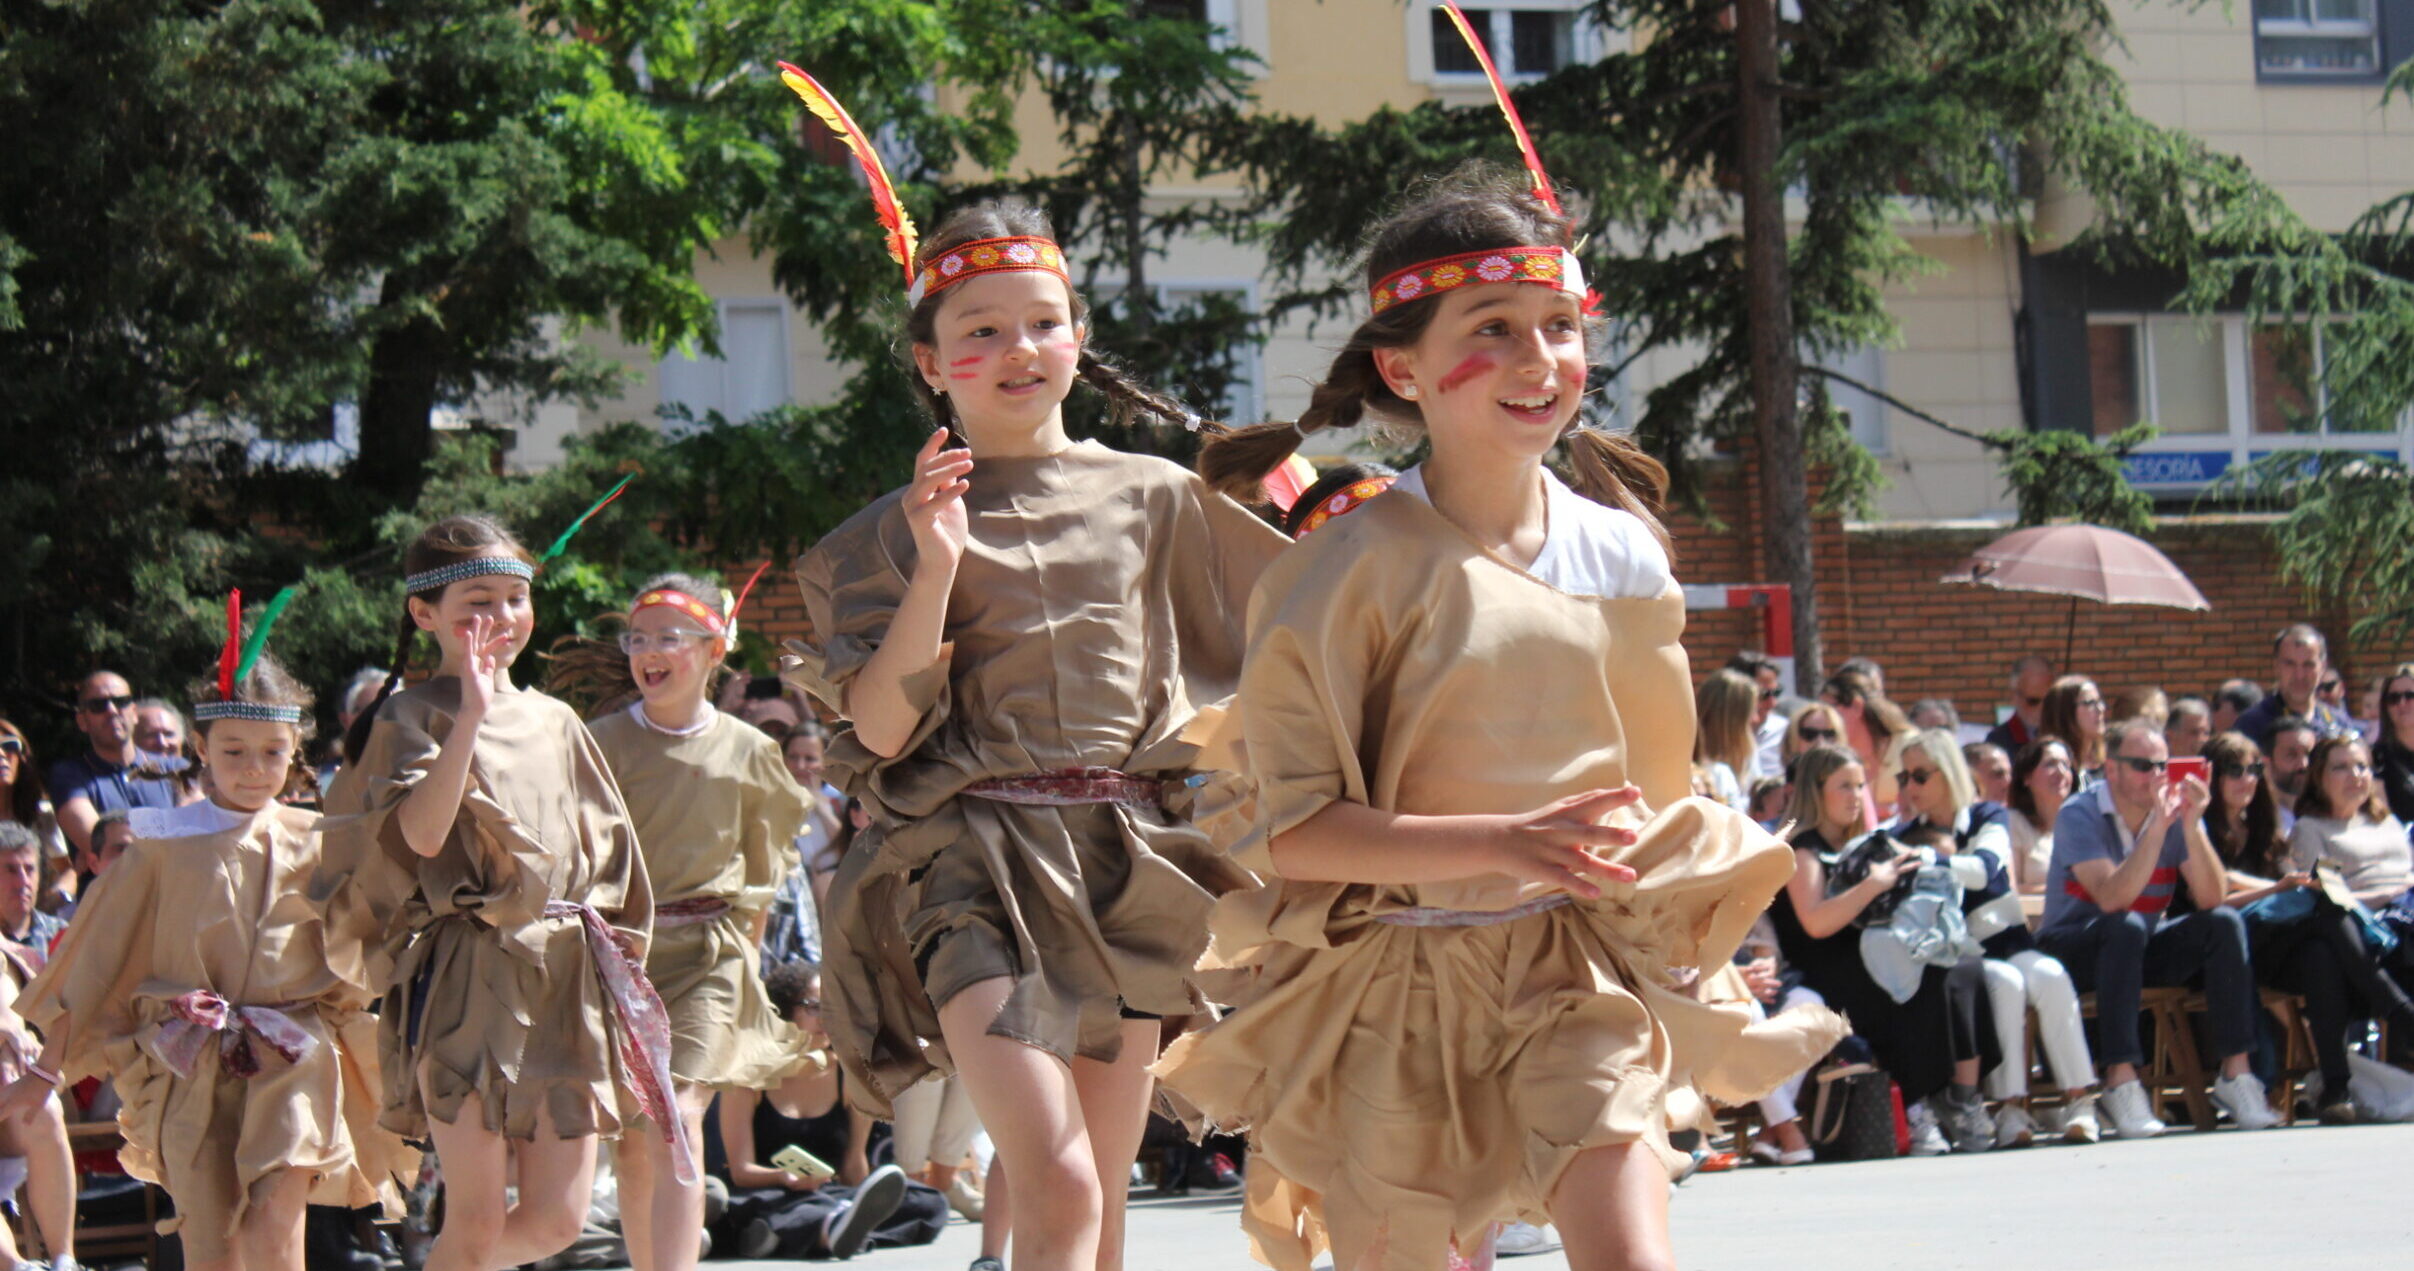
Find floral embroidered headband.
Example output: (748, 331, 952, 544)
(1294, 476, 1397, 537)
(1368, 246, 1585, 315)
(907, 236, 1069, 307)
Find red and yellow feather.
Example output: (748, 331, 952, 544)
(1438, 3, 1564, 218)
(778, 62, 920, 287)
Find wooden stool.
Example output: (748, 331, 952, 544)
(2079, 986, 2214, 1130)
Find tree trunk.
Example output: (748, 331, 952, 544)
(355, 276, 442, 505)
(1734, 0, 1824, 689)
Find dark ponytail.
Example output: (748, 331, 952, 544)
(340, 515, 537, 764)
(1199, 163, 1672, 560)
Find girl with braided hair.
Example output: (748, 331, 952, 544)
(1155, 166, 1843, 1271)
(782, 197, 1287, 1271)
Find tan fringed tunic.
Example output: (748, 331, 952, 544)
(317, 681, 653, 1141)
(18, 802, 413, 1261)
(784, 441, 1288, 1115)
(588, 706, 816, 1091)
(1153, 490, 1846, 1271)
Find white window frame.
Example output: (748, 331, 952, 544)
(2252, 0, 2384, 79)
(656, 298, 793, 428)
(1407, 1, 1611, 88)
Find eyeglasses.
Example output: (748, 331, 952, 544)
(79, 694, 134, 713)
(2077, 697, 2105, 710)
(618, 630, 713, 656)
(2215, 762, 2266, 780)
(1800, 727, 1840, 742)
(2318, 680, 2343, 695)
(1758, 689, 1780, 701)
(0, 738, 20, 757)
(1899, 767, 1937, 788)
(2113, 754, 2169, 775)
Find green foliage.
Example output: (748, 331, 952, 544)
(2213, 452, 2414, 642)
(1989, 423, 2159, 533)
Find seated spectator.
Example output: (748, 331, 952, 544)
(1838, 656, 1888, 700)
(2035, 719, 2278, 1136)
(2288, 736, 2414, 909)
(58, 811, 132, 920)
(2211, 679, 2263, 735)
(317, 666, 390, 788)
(1771, 746, 1998, 1155)
(1822, 667, 1910, 820)
(1694, 670, 1759, 812)
(2109, 686, 2169, 731)
(2372, 664, 2414, 825)
(130, 698, 190, 771)
(2166, 696, 2213, 759)
(0, 902, 78, 1270)
(2268, 716, 2320, 827)
(2317, 665, 2350, 720)
(1726, 651, 1792, 779)
(719, 674, 816, 745)
(0, 719, 70, 917)
(1746, 776, 1789, 830)
(1985, 655, 2056, 755)
(2006, 740, 2077, 895)
(1782, 701, 1848, 773)
(2204, 731, 2414, 1121)
(1891, 730, 2101, 1147)
(1907, 699, 1962, 733)
(1962, 742, 2012, 808)
(46, 670, 181, 857)
(2354, 675, 2385, 744)
(2236, 625, 2357, 751)
(0, 826, 64, 967)
(711, 964, 946, 1260)
(2038, 675, 2108, 789)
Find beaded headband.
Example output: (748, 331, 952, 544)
(1367, 246, 1584, 314)
(404, 557, 536, 595)
(632, 589, 727, 635)
(906, 236, 1068, 307)
(1295, 476, 1397, 537)
(194, 700, 305, 724)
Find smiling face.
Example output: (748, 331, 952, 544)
(2318, 740, 2375, 818)
(1373, 281, 1586, 466)
(409, 560, 535, 673)
(199, 717, 300, 812)
(912, 270, 1084, 441)
(624, 604, 722, 714)
(783, 730, 826, 789)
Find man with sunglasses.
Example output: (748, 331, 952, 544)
(2036, 718, 2278, 1135)
(1983, 655, 2055, 756)
(2236, 624, 2356, 754)
(45, 670, 181, 857)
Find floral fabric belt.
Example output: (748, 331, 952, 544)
(543, 900, 697, 1184)
(1372, 893, 1576, 928)
(963, 767, 1165, 808)
(143, 990, 317, 1080)
(653, 896, 732, 929)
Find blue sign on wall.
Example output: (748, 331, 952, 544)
(2121, 451, 2233, 486)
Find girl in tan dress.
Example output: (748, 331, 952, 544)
(1, 652, 410, 1271)
(784, 198, 1287, 1271)
(1159, 167, 1843, 1271)
(318, 515, 667, 1271)
(564, 572, 816, 1271)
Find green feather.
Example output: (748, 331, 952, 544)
(539, 473, 637, 562)
(233, 585, 299, 686)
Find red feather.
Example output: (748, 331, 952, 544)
(1440, 4, 1563, 217)
(779, 62, 921, 288)
(218, 588, 241, 701)
(727, 560, 773, 631)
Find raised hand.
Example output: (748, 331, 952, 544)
(456, 613, 514, 721)
(1486, 786, 1645, 900)
(904, 428, 974, 574)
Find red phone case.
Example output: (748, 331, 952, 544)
(2167, 756, 2209, 787)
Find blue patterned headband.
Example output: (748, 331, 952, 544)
(194, 700, 305, 724)
(403, 557, 536, 595)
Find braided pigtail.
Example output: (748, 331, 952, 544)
(1074, 349, 1226, 435)
(341, 614, 417, 765)
(1565, 427, 1675, 564)
(1198, 322, 1413, 501)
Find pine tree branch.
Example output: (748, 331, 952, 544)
(1799, 365, 2004, 449)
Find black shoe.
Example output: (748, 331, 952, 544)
(1183, 1151, 1243, 1195)
(740, 1216, 779, 1259)
(824, 1164, 908, 1259)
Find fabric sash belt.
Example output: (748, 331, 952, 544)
(544, 900, 697, 1184)
(1373, 893, 1575, 928)
(963, 767, 1165, 808)
(653, 896, 732, 929)
(144, 990, 318, 1080)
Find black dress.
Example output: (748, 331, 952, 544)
(703, 1087, 949, 1259)
(1771, 828, 2000, 1103)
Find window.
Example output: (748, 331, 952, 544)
(657, 301, 791, 425)
(1415, 2, 1599, 83)
(2254, 0, 2383, 79)
(1809, 345, 1889, 455)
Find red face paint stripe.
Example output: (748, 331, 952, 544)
(948, 372, 979, 380)
(950, 356, 982, 366)
(1436, 355, 1495, 396)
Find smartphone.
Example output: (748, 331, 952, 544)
(2167, 756, 2210, 788)
(770, 1144, 836, 1183)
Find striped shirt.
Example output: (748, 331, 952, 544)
(2038, 784, 2195, 940)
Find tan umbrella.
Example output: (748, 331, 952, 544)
(1939, 523, 2210, 666)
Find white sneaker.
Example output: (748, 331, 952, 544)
(1494, 1222, 1563, 1257)
(2099, 1081, 2166, 1139)
(2059, 1093, 2102, 1144)
(2210, 1071, 2282, 1130)
(1905, 1100, 1952, 1156)
(1993, 1102, 2038, 1149)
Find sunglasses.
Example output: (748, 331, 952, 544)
(2318, 680, 2343, 694)
(0, 737, 21, 757)
(2215, 761, 2266, 780)
(2113, 754, 2169, 776)
(79, 694, 135, 713)
(2022, 696, 2045, 708)
(1899, 767, 1937, 788)
(1758, 688, 1780, 701)
(2387, 690, 2414, 706)
(2077, 697, 2105, 710)
(1800, 727, 1840, 742)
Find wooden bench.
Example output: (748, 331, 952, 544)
(2068, 986, 2313, 1130)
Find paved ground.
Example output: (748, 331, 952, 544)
(707, 1120, 2414, 1270)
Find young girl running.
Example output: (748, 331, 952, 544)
(318, 515, 669, 1271)
(2, 633, 409, 1271)
(776, 64, 1288, 1269)
(1156, 167, 1843, 1271)
(561, 573, 817, 1271)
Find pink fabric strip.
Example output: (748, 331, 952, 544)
(1371, 893, 1575, 929)
(545, 901, 697, 1184)
(653, 896, 732, 929)
(143, 990, 319, 1080)
(962, 767, 1165, 807)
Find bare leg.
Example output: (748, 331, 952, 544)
(979, 1153, 1011, 1262)
(228, 1166, 314, 1271)
(420, 1080, 598, 1271)
(1, 1094, 77, 1263)
(615, 1082, 711, 1271)
(1549, 1142, 1677, 1271)
(939, 978, 1101, 1271)
(1069, 1019, 1160, 1271)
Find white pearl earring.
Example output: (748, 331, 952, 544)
(1401, 385, 1419, 400)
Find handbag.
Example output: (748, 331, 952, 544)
(1808, 1052, 1899, 1162)
(1822, 829, 1918, 928)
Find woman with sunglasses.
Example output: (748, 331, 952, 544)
(1782, 702, 1849, 773)
(2371, 664, 2414, 827)
(2005, 740, 2076, 896)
